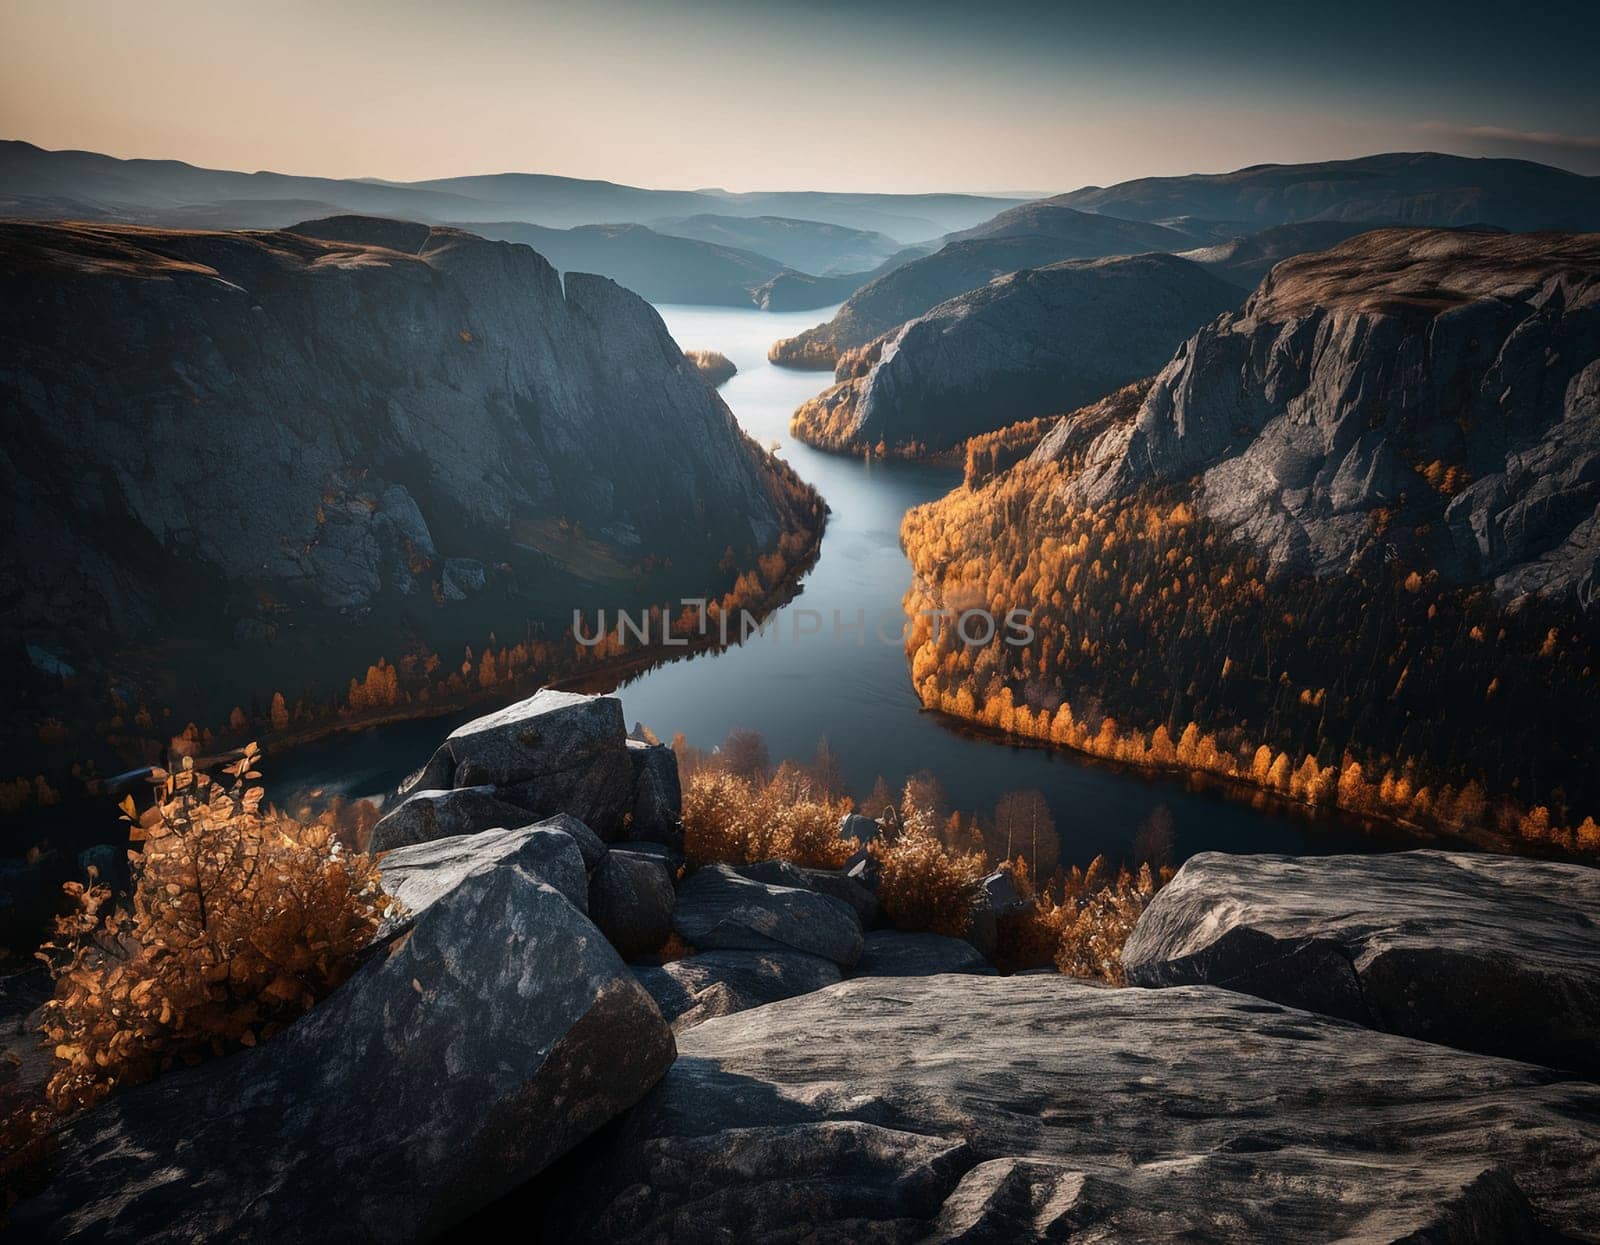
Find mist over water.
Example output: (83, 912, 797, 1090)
(271, 303, 1430, 866)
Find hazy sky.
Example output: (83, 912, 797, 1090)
(3, 0, 1598, 192)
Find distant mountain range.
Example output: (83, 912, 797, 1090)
(1054, 151, 1600, 231)
(772, 152, 1600, 365)
(0, 140, 1019, 242)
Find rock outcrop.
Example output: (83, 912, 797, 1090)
(625, 738, 684, 848)
(402, 690, 635, 838)
(791, 253, 1240, 455)
(1123, 849, 1600, 1075)
(0, 217, 810, 693)
(769, 208, 1201, 365)
(532, 976, 1600, 1242)
(377, 820, 592, 925)
(1178, 220, 1379, 287)
(671, 864, 864, 967)
(588, 848, 677, 961)
(1069, 229, 1600, 606)
(13, 827, 676, 1242)
(368, 786, 539, 854)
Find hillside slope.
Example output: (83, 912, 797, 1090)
(1073, 229, 1600, 598)
(0, 140, 1019, 240)
(791, 253, 1240, 456)
(0, 217, 819, 702)
(449, 219, 784, 305)
(769, 212, 1199, 367)
(901, 228, 1600, 843)
(651, 214, 902, 275)
(1056, 152, 1600, 231)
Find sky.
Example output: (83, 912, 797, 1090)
(2, 0, 1598, 193)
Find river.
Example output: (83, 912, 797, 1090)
(270, 302, 1427, 867)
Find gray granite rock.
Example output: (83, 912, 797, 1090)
(672, 864, 864, 967)
(533, 976, 1600, 1242)
(1070, 229, 1600, 607)
(1123, 849, 1600, 1076)
(368, 786, 536, 853)
(0, 220, 801, 674)
(632, 949, 841, 1032)
(734, 859, 878, 926)
(588, 849, 676, 961)
(14, 845, 675, 1242)
(849, 930, 996, 978)
(406, 691, 635, 838)
(377, 821, 589, 931)
(538, 812, 609, 873)
(625, 739, 683, 849)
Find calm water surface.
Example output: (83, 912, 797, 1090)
(271, 303, 1427, 866)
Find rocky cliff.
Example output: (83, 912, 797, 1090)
(1071, 228, 1600, 606)
(769, 209, 1204, 367)
(449, 219, 785, 306)
(790, 253, 1241, 456)
(0, 217, 814, 694)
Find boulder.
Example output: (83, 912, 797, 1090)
(367, 786, 536, 853)
(625, 739, 683, 848)
(633, 949, 840, 1032)
(734, 859, 878, 926)
(965, 903, 999, 959)
(610, 839, 684, 875)
(588, 849, 676, 962)
(838, 813, 880, 845)
(539, 812, 610, 873)
(532, 977, 1600, 1241)
(672, 864, 864, 967)
(1122, 849, 1600, 1076)
(13, 844, 675, 1242)
(849, 930, 996, 978)
(978, 869, 1030, 918)
(403, 691, 635, 838)
(378, 822, 589, 932)
(844, 850, 880, 892)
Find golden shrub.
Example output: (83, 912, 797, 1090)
(35, 744, 393, 1111)
(1054, 863, 1156, 985)
(872, 831, 986, 937)
(680, 764, 853, 870)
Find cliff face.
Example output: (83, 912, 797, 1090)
(1071, 229, 1600, 606)
(448, 220, 785, 307)
(770, 209, 1205, 366)
(0, 217, 805, 669)
(791, 254, 1241, 455)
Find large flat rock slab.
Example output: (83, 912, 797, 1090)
(532, 976, 1600, 1242)
(14, 845, 675, 1242)
(1123, 849, 1600, 1075)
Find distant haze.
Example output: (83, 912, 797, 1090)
(3, 0, 1598, 191)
